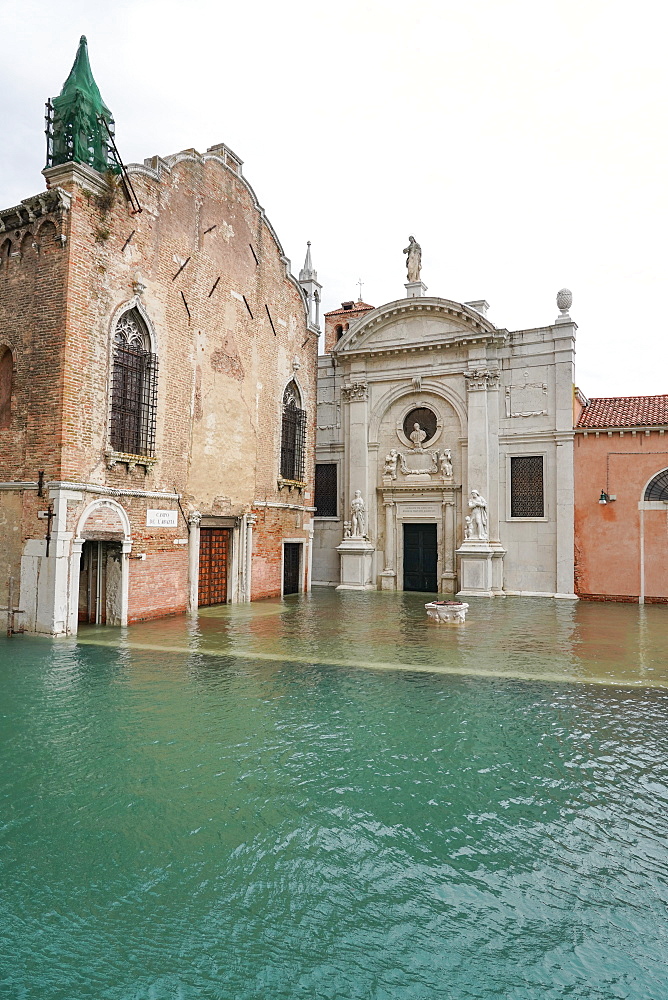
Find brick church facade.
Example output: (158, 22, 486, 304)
(0, 38, 319, 634)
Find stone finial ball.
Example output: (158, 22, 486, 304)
(557, 288, 573, 312)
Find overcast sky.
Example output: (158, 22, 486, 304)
(1, 0, 667, 396)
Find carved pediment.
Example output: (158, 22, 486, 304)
(334, 297, 506, 358)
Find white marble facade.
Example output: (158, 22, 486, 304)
(313, 289, 577, 598)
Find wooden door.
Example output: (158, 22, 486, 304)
(198, 528, 230, 606)
(403, 523, 438, 592)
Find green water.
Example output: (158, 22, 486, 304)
(1, 591, 667, 999)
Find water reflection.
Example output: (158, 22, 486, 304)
(73, 590, 668, 689)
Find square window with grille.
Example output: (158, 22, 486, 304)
(315, 464, 338, 517)
(510, 456, 544, 517)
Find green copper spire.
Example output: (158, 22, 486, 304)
(46, 36, 116, 173)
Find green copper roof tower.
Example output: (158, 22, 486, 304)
(45, 36, 116, 173)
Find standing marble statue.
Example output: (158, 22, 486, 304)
(350, 490, 366, 538)
(403, 236, 422, 282)
(467, 490, 488, 540)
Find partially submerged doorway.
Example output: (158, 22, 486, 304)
(283, 542, 301, 595)
(403, 523, 438, 592)
(78, 540, 123, 624)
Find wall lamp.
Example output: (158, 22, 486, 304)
(599, 490, 616, 504)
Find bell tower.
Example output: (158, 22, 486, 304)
(45, 36, 116, 174)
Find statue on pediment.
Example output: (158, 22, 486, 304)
(403, 236, 422, 282)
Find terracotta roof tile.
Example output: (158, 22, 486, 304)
(577, 395, 668, 428)
(324, 301, 375, 317)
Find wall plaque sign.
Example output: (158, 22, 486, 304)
(397, 503, 441, 519)
(146, 509, 178, 528)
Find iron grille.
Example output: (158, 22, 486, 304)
(315, 464, 338, 517)
(281, 404, 306, 480)
(110, 345, 158, 455)
(645, 469, 668, 501)
(510, 455, 544, 517)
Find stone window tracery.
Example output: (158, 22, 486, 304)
(109, 309, 158, 456)
(280, 381, 306, 481)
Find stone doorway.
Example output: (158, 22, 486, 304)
(403, 523, 438, 592)
(198, 528, 230, 606)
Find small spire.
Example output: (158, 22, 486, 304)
(299, 241, 317, 282)
(46, 36, 116, 173)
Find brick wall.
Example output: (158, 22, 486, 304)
(0, 143, 317, 630)
(128, 548, 189, 621)
(251, 506, 310, 598)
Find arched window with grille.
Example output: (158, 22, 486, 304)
(645, 468, 668, 501)
(110, 309, 158, 456)
(280, 381, 306, 481)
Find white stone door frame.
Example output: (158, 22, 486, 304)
(281, 538, 306, 596)
(70, 498, 133, 633)
(378, 486, 460, 593)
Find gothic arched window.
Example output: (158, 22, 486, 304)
(280, 381, 306, 481)
(109, 310, 158, 456)
(645, 468, 668, 501)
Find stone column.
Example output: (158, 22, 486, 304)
(553, 315, 577, 598)
(245, 514, 256, 602)
(68, 538, 84, 634)
(341, 375, 375, 587)
(344, 377, 370, 508)
(464, 365, 498, 533)
(188, 510, 201, 613)
(380, 500, 396, 590)
(120, 539, 132, 626)
(441, 499, 457, 593)
(460, 365, 505, 596)
(306, 520, 314, 592)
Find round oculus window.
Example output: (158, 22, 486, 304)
(403, 407, 437, 444)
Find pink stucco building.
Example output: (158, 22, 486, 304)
(574, 394, 668, 603)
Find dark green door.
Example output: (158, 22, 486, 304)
(403, 523, 438, 592)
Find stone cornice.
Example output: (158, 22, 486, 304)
(379, 484, 462, 500)
(48, 481, 180, 500)
(575, 426, 668, 436)
(333, 296, 507, 358)
(0, 187, 71, 233)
